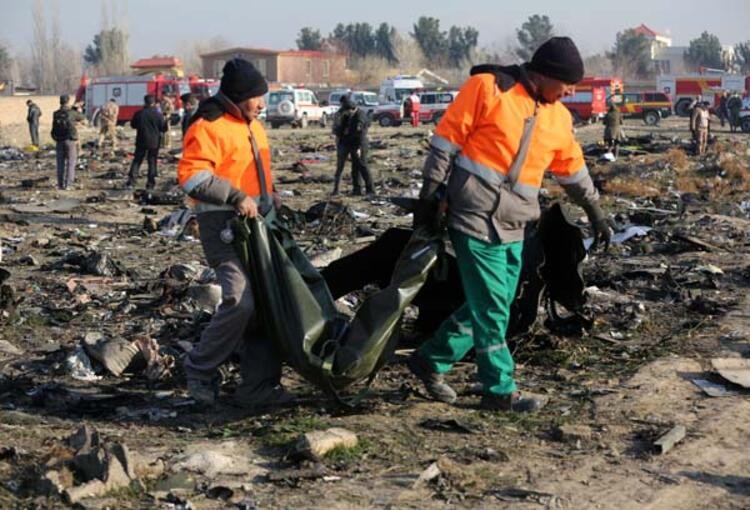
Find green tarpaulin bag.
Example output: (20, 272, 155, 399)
(232, 209, 440, 397)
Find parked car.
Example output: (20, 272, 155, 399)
(738, 97, 750, 133)
(266, 88, 329, 129)
(611, 91, 672, 126)
(373, 90, 458, 127)
(327, 89, 380, 118)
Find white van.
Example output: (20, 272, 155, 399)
(378, 75, 424, 104)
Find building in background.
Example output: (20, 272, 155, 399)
(200, 47, 346, 87)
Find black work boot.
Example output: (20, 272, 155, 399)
(479, 392, 548, 413)
(407, 351, 457, 404)
(187, 376, 220, 406)
(233, 382, 296, 411)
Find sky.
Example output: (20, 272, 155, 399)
(1, 0, 749, 60)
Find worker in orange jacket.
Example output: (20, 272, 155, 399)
(408, 37, 611, 413)
(177, 59, 292, 409)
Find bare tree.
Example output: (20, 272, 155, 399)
(180, 36, 232, 76)
(31, 0, 52, 93)
(28, 0, 82, 93)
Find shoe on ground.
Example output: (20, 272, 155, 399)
(187, 377, 219, 406)
(479, 392, 548, 413)
(233, 383, 295, 410)
(407, 351, 457, 404)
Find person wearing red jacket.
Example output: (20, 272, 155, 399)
(408, 37, 611, 413)
(407, 90, 421, 127)
(178, 59, 291, 409)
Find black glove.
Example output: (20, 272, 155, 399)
(583, 202, 611, 251)
(413, 197, 438, 230)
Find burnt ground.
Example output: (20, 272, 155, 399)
(0, 117, 749, 509)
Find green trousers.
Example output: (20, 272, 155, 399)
(418, 229, 523, 396)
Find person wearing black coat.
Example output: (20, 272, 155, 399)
(332, 94, 374, 195)
(126, 94, 166, 189)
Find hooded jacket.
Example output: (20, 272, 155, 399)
(178, 92, 272, 214)
(421, 64, 599, 243)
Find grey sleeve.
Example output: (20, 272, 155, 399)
(419, 145, 454, 199)
(184, 173, 247, 206)
(560, 174, 600, 211)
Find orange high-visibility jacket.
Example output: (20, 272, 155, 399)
(422, 69, 598, 243)
(178, 111, 272, 213)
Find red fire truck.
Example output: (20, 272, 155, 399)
(656, 73, 750, 116)
(561, 77, 623, 124)
(76, 74, 190, 125)
(188, 76, 220, 101)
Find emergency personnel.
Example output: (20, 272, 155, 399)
(50, 94, 85, 190)
(126, 95, 166, 189)
(408, 37, 611, 413)
(332, 94, 374, 196)
(690, 98, 702, 146)
(696, 103, 710, 156)
(97, 98, 119, 156)
(407, 90, 421, 127)
(26, 99, 41, 148)
(161, 95, 175, 150)
(177, 58, 292, 408)
(603, 102, 623, 158)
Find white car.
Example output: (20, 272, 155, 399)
(266, 88, 329, 129)
(327, 89, 380, 118)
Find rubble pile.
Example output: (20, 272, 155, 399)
(1, 117, 749, 508)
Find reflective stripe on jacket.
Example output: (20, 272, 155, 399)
(178, 111, 272, 213)
(423, 70, 598, 243)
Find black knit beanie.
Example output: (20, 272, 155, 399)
(528, 37, 584, 84)
(220, 58, 268, 103)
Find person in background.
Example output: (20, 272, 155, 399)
(603, 102, 623, 158)
(50, 94, 85, 190)
(180, 93, 198, 138)
(26, 99, 42, 148)
(160, 95, 175, 150)
(97, 98, 119, 156)
(126, 94, 166, 189)
(332, 94, 374, 196)
(407, 89, 421, 127)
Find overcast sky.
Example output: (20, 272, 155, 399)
(1, 0, 749, 60)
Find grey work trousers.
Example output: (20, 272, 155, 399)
(55, 140, 77, 189)
(29, 122, 39, 146)
(184, 211, 282, 395)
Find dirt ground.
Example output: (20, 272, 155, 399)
(0, 114, 749, 509)
(0, 96, 69, 148)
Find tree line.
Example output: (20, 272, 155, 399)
(2, 9, 750, 93)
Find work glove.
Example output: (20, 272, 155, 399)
(583, 202, 611, 251)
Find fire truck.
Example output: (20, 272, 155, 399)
(187, 76, 220, 101)
(656, 73, 750, 117)
(561, 77, 623, 124)
(76, 74, 190, 126)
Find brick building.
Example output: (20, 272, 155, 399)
(200, 47, 346, 87)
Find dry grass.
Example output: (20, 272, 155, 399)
(602, 177, 662, 198)
(0, 95, 64, 146)
(675, 176, 700, 193)
(665, 148, 690, 172)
